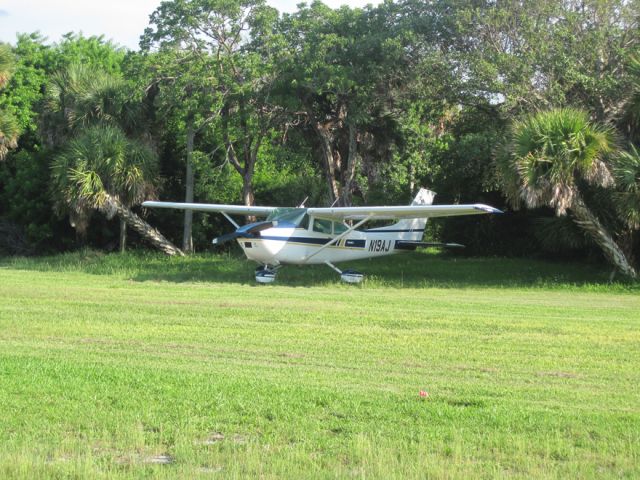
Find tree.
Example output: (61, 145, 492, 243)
(0, 34, 133, 252)
(620, 55, 640, 145)
(142, 0, 280, 250)
(136, 46, 224, 253)
(0, 44, 20, 160)
(276, 2, 396, 205)
(51, 125, 183, 256)
(451, 0, 640, 120)
(499, 108, 636, 278)
(274, 0, 454, 206)
(612, 55, 640, 262)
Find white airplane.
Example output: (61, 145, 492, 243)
(142, 188, 501, 283)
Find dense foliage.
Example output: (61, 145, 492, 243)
(1, 0, 639, 275)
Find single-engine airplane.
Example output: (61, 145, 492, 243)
(142, 188, 501, 283)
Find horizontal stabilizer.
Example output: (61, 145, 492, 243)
(395, 241, 465, 251)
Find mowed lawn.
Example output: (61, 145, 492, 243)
(0, 251, 638, 479)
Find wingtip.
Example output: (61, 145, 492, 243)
(474, 204, 503, 214)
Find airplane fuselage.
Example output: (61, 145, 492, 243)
(237, 225, 418, 266)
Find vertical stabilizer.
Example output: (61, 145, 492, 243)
(410, 188, 436, 207)
(374, 188, 436, 240)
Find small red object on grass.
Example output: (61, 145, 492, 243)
(419, 390, 429, 398)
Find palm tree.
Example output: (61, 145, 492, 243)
(45, 62, 181, 255)
(613, 145, 640, 230)
(51, 124, 183, 256)
(499, 108, 637, 278)
(0, 43, 20, 160)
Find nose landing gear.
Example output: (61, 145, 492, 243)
(255, 265, 277, 284)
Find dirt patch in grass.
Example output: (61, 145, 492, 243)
(536, 371, 580, 378)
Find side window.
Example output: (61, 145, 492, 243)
(333, 222, 348, 234)
(313, 218, 332, 234)
(298, 214, 309, 230)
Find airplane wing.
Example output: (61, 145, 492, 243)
(141, 201, 277, 217)
(306, 204, 502, 221)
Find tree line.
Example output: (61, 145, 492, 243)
(1, 0, 639, 278)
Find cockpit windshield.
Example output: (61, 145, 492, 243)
(267, 208, 308, 228)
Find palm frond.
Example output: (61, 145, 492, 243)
(51, 125, 160, 231)
(0, 43, 14, 88)
(0, 110, 21, 160)
(45, 63, 126, 135)
(613, 145, 640, 229)
(532, 216, 593, 253)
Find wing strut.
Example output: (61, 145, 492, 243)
(302, 215, 372, 263)
(222, 212, 240, 228)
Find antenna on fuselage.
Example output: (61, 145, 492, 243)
(297, 196, 309, 208)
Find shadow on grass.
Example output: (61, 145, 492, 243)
(1, 248, 637, 291)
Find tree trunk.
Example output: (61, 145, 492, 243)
(315, 127, 341, 204)
(119, 218, 126, 253)
(408, 163, 416, 197)
(571, 195, 637, 278)
(304, 100, 342, 204)
(222, 103, 259, 217)
(103, 194, 184, 256)
(242, 174, 255, 207)
(342, 123, 358, 207)
(182, 120, 195, 253)
(242, 133, 260, 208)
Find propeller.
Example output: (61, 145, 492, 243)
(211, 221, 275, 246)
(211, 231, 244, 245)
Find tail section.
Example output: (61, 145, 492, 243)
(372, 188, 436, 241)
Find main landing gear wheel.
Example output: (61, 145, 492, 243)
(255, 266, 277, 284)
(324, 261, 364, 284)
(340, 269, 364, 284)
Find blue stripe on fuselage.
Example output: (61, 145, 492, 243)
(266, 223, 422, 234)
(258, 235, 366, 248)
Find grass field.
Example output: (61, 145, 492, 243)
(0, 250, 639, 478)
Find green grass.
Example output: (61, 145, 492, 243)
(0, 250, 638, 478)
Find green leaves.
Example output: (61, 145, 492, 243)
(0, 43, 20, 160)
(613, 145, 640, 229)
(0, 43, 15, 88)
(0, 109, 20, 160)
